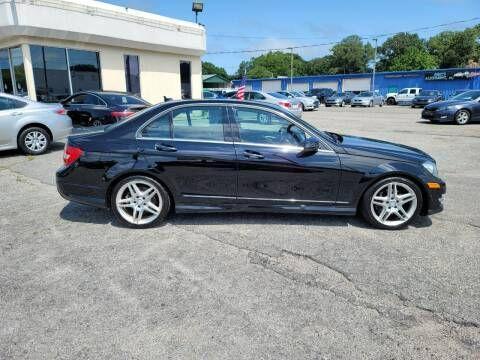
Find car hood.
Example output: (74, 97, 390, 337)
(424, 99, 467, 110)
(337, 134, 432, 163)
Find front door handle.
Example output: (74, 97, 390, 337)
(155, 143, 177, 152)
(11, 112, 23, 116)
(243, 150, 264, 159)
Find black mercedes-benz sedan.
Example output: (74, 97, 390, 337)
(57, 99, 445, 230)
(411, 90, 443, 108)
(61, 91, 150, 127)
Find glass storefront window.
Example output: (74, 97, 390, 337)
(0, 49, 13, 94)
(30, 45, 102, 102)
(124, 55, 140, 96)
(68, 49, 102, 93)
(10, 47, 27, 96)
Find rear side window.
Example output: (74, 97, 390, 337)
(172, 106, 226, 141)
(141, 113, 171, 138)
(409, 89, 417, 94)
(0, 97, 26, 110)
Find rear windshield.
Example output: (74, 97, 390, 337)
(101, 94, 148, 106)
(268, 92, 288, 99)
(358, 92, 372, 97)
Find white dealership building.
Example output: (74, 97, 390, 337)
(0, 0, 206, 103)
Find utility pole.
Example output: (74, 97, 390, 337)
(290, 47, 293, 90)
(372, 38, 378, 93)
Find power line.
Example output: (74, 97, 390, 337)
(206, 17, 480, 55)
(208, 33, 331, 40)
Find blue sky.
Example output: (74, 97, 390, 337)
(106, 0, 479, 74)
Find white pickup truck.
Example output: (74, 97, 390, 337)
(385, 88, 422, 105)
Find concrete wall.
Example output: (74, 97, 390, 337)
(0, 36, 202, 104)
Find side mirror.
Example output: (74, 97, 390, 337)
(298, 138, 319, 157)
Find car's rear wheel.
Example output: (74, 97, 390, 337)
(111, 176, 171, 228)
(18, 127, 50, 155)
(454, 110, 470, 125)
(361, 177, 422, 230)
(369, 101, 373, 107)
(340, 101, 345, 107)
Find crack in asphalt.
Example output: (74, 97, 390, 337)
(175, 226, 479, 338)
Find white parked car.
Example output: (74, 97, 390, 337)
(0, 93, 72, 155)
(385, 88, 422, 105)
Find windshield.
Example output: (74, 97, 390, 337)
(419, 90, 437, 96)
(451, 90, 480, 101)
(268, 92, 288, 99)
(358, 92, 372, 97)
(101, 94, 148, 106)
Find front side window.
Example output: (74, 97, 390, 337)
(233, 107, 307, 146)
(141, 113, 170, 138)
(398, 89, 408, 94)
(172, 106, 226, 141)
(251, 92, 265, 100)
(0, 97, 12, 110)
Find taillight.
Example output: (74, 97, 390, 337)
(63, 144, 84, 166)
(111, 110, 134, 119)
(55, 108, 66, 115)
(278, 101, 291, 108)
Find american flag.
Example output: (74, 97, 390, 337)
(236, 73, 246, 100)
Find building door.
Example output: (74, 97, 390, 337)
(180, 61, 192, 99)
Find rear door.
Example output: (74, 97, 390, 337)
(0, 96, 26, 147)
(138, 104, 237, 207)
(230, 105, 341, 205)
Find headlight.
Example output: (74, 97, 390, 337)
(423, 161, 438, 177)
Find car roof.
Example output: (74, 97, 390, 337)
(0, 92, 34, 102)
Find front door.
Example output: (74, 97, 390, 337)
(139, 104, 237, 208)
(230, 105, 341, 205)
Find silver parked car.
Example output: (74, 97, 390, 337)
(351, 91, 384, 107)
(0, 93, 72, 155)
(277, 90, 319, 111)
(241, 91, 303, 118)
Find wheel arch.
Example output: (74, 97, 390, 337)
(17, 123, 53, 145)
(356, 171, 429, 215)
(105, 170, 176, 212)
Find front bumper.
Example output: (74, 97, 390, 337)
(421, 109, 455, 122)
(424, 180, 446, 215)
(325, 99, 343, 106)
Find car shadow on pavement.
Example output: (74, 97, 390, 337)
(59, 202, 433, 230)
(0, 142, 65, 159)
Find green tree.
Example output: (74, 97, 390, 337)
(329, 35, 374, 74)
(202, 61, 229, 79)
(389, 47, 438, 71)
(427, 26, 480, 68)
(306, 56, 334, 75)
(377, 33, 426, 71)
(235, 51, 307, 79)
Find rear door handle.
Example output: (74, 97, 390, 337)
(12, 112, 23, 116)
(243, 150, 264, 159)
(155, 143, 177, 152)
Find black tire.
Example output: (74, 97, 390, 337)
(110, 175, 171, 228)
(369, 101, 373, 107)
(360, 177, 423, 230)
(301, 103, 305, 111)
(18, 127, 51, 155)
(387, 97, 396, 105)
(325, 104, 331, 107)
(454, 109, 470, 125)
(340, 101, 345, 107)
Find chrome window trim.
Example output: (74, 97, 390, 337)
(135, 102, 335, 153)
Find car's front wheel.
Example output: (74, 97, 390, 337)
(454, 110, 470, 125)
(361, 177, 422, 230)
(18, 127, 50, 155)
(111, 176, 171, 228)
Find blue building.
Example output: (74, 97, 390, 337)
(232, 67, 480, 98)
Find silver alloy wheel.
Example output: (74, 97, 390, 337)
(456, 110, 470, 125)
(24, 131, 47, 152)
(370, 182, 417, 227)
(115, 180, 162, 225)
(92, 119, 103, 127)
